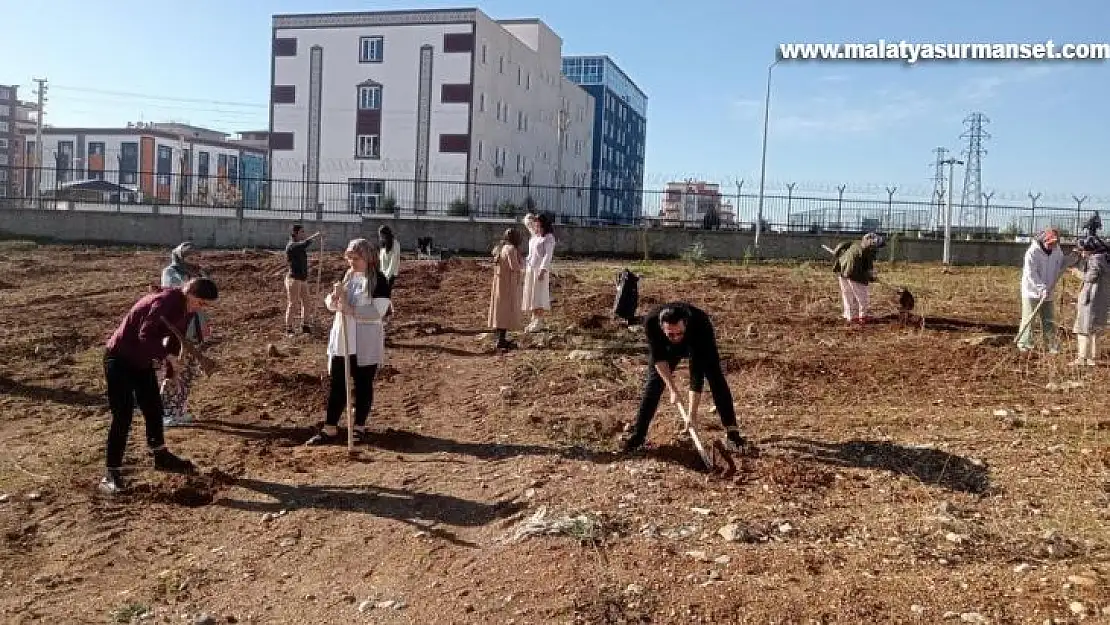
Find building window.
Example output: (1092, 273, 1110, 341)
(499, 55, 504, 73)
(273, 37, 297, 57)
(517, 110, 523, 131)
(517, 67, 521, 85)
(526, 74, 531, 90)
(119, 142, 138, 184)
(443, 32, 474, 53)
(515, 153, 521, 172)
(477, 141, 483, 160)
(0, 138, 7, 150)
(269, 132, 294, 151)
(356, 135, 380, 159)
(349, 179, 384, 213)
(359, 36, 384, 63)
(358, 84, 382, 110)
(481, 44, 487, 64)
(198, 151, 210, 178)
(479, 93, 484, 112)
(438, 134, 469, 154)
(56, 141, 73, 183)
(272, 85, 296, 104)
(228, 155, 239, 188)
(87, 142, 105, 181)
(440, 84, 472, 104)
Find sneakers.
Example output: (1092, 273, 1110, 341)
(152, 448, 197, 474)
(98, 468, 125, 495)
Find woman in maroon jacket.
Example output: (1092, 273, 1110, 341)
(100, 277, 218, 494)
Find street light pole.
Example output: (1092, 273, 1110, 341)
(941, 158, 964, 264)
(754, 58, 780, 256)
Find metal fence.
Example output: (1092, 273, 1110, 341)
(1, 165, 1100, 238)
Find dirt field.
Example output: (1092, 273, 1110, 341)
(0, 241, 1107, 624)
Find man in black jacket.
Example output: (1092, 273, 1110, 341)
(623, 302, 754, 454)
(285, 224, 322, 335)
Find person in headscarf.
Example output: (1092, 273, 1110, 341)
(159, 242, 211, 427)
(1017, 228, 1066, 353)
(1070, 235, 1110, 365)
(831, 232, 885, 325)
(487, 228, 526, 350)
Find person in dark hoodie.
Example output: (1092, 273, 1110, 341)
(832, 232, 885, 325)
(160, 242, 210, 427)
(100, 277, 219, 494)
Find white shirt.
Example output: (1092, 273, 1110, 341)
(325, 274, 389, 365)
(379, 241, 400, 280)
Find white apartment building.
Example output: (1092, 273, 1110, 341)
(268, 8, 595, 217)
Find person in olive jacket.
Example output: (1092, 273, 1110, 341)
(832, 232, 884, 325)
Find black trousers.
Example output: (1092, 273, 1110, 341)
(325, 355, 378, 427)
(104, 355, 166, 469)
(631, 355, 738, 439)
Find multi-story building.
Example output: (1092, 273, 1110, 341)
(561, 55, 647, 224)
(0, 85, 18, 197)
(268, 8, 595, 217)
(25, 124, 268, 208)
(660, 180, 735, 228)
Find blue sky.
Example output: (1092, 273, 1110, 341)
(2, 0, 1108, 204)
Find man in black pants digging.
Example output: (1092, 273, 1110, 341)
(623, 302, 755, 455)
(99, 277, 219, 494)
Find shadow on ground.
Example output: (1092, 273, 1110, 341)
(767, 436, 992, 495)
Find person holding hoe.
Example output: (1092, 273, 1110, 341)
(159, 242, 211, 427)
(306, 238, 391, 446)
(99, 277, 219, 494)
(622, 302, 754, 455)
(831, 232, 885, 325)
(1017, 227, 1066, 353)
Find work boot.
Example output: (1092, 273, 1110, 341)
(152, 448, 196, 474)
(621, 432, 646, 454)
(98, 468, 125, 495)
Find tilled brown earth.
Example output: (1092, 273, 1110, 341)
(0, 242, 1107, 624)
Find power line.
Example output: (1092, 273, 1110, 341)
(51, 85, 266, 109)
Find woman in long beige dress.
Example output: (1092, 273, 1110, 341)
(488, 228, 525, 350)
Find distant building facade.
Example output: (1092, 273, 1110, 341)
(561, 55, 647, 224)
(267, 8, 596, 217)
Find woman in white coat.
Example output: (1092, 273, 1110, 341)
(306, 238, 391, 445)
(521, 212, 556, 332)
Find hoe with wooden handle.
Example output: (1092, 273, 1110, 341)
(675, 402, 713, 470)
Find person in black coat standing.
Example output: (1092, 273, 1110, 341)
(623, 302, 754, 454)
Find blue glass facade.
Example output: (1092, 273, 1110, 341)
(561, 56, 647, 224)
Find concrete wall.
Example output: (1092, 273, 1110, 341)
(0, 207, 1032, 266)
